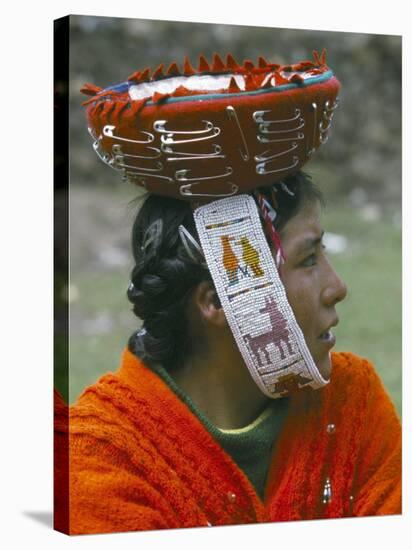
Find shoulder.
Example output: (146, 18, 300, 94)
(68, 349, 189, 452)
(330, 351, 380, 391)
(328, 351, 398, 420)
(70, 349, 159, 421)
(319, 351, 382, 414)
(67, 351, 151, 456)
(69, 374, 151, 446)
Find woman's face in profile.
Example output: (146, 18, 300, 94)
(279, 200, 347, 379)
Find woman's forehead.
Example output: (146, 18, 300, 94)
(280, 201, 323, 249)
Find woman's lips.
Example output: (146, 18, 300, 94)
(318, 330, 336, 348)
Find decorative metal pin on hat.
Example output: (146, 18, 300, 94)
(82, 49, 339, 398)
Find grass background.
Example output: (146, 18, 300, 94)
(63, 182, 402, 416)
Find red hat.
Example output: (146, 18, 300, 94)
(81, 49, 339, 201)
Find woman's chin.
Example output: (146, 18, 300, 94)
(316, 353, 332, 381)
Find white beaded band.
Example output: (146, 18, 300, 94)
(194, 194, 329, 398)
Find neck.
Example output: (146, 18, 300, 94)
(173, 337, 271, 430)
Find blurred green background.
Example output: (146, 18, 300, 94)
(55, 16, 401, 414)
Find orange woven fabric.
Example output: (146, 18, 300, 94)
(54, 350, 401, 534)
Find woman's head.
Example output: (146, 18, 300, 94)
(127, 170, 342, 374)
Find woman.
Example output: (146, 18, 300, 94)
(54, 51, 401, 534)
(127, 173, 343, 428)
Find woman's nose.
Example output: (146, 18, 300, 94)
(322, 261, 348, 306)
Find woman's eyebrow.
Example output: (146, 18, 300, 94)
(295, 230, 325, 254)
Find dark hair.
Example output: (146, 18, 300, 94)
(127, 171, 323, 372)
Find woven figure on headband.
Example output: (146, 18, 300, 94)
(82, 49, 339, 398)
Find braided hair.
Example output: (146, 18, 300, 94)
(127, 196, 211, 372)
(127, 171, 323, 373)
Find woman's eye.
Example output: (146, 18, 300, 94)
(301, 253, 317, 267)
(300, 245, 326, 267)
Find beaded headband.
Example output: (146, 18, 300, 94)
(194, 195, 328, 397)
(82, 50, 340, 397)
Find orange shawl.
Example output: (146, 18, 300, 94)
(54, 350, 401, 534)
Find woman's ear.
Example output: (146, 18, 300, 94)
(193, 280, 227, 328)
